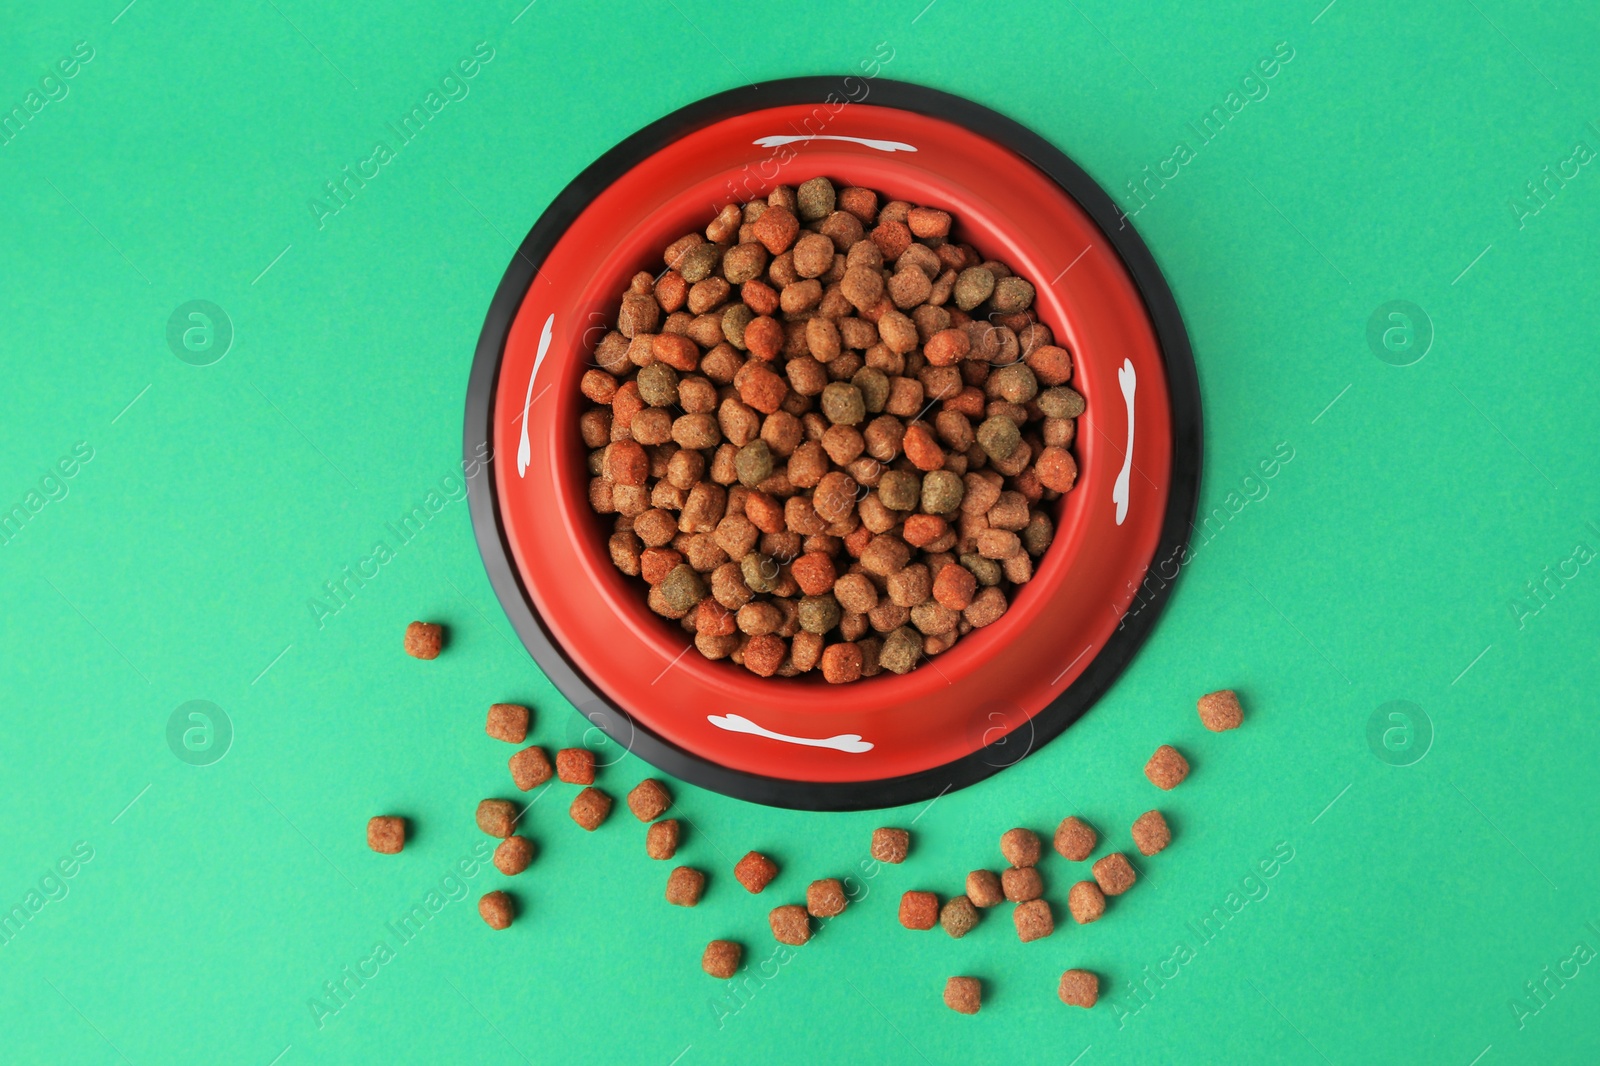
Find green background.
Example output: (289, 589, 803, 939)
(3, 0, 1597, 1063)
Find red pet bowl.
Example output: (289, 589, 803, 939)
(466, 78, 1200, 810)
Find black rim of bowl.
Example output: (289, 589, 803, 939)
(464, 75, 1202, 812)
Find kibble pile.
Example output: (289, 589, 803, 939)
(578, 178, 1085, 682)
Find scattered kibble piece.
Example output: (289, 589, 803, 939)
(1002, 866, 1043, 903)
(1068, 880, 1105, 924)
(940, 895, 980, 938)
(871, 827, 910, 864)
(556, 748, 596, 784)
(479, 890, 514, 930)
(485, 703, 530, 743)
(944, 976, 982, 1015)
(404, 621, 443, 659)
(899, 890, 939, 930)
(703, 940, 742, 978)
(966, 870, 1004, 909)
(475, 799, 519, 838)
(366, 816, 405, 855)
(647, 819, 681, 860)
(1059, 969, 1099, 1008)
(769, 904, 812, 945)
(1013, 899, 1054, 942)
(1131, 810, 1171, 856)
(806, 878, 848, 918)
(1053, 816, 1097, 862)
(569, 787, 612, 831)
(1092, 852, 1137, 896)
(735, 851, 779, 894)
(666, 866, 706, 907)
(1145, 745, 1190, 790)
(1198, 689, 1244, 731)
(1000, 828, 1041, 868)
(627, 779, 672, 822)
(494, 836, 535, 876)
(509, 746, 553, 791)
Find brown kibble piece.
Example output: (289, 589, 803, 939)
(666, 866, 706, 907)
(769, 904, 812, 945)
(944, 976, 982, 1015)
(1013, 898, 1054, 942)
(1068, 880, 1105, 924)
(940, 895, 980, 938)
(1053, 816, 1097, 861)
(627, 779, 672, 822)
(485, 703, 530, 744)
(475, 799, 518, 838)
(479, 891, 514, 930)
(703, 940, 742, 978)
(966, 870, 1004, 908)
(1198, 689, 1245, 731)
(1092, 852, 1137, 896)
(1059, 969, 1099, 1008)
(404, 621, 442, 659)
(509, 746, 553, 791)
(494, 836, 535, 875)
(806, 878, 848, 918)
(1002, 866, 1043, 903)
(1132, 810, 1171, 856)
(1000, 828, 1041, 868)
(569, 787, 612, 831)
(871, 827, 909, 864)
(367, 816, 405, 854)
(1145, 745, 1190, 790)
(899, 890, 939, 930)
(556, 748, 596, 785)
(735, 851, 778, 893)
(647, 818, 681, 860)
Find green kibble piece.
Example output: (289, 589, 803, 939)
(798, 595, 842, 634)
(659, 565, 706, 612)
(953, 266, 995, 311)
(920, 470, 965, 515)
(735, 440, 774, 487)
(879, 626, 922, 674)
(961, 553, 1003, 586)
(877, 469, 921, 512)
(975, 416, 1020, 461)
(741, 552, 780, 594)
(637, 363, 679, 407)
(723, 303, 754, 349)
(851, 367, 890, 415)
(992, 276, 1035, 314)
(796, 178, 837, 222)
(821, 382, 866, 426)
(1022, 511, 1055, 556)
(991, 363, 1038, 404)
(677, 242, 722, 283)
(1038, 387, 1086, 419)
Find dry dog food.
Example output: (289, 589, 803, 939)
(666, 866, 706, 907)
(940, 895, 979, 938)
(1132, 810, 1170, 856)
(486, 703, 530, 743)
(944, 976, 982, 1015)
(1145, 745, 1190, 790)
(735, 851, 778, 893)
(769, 904, 812, 945)
(570, 787, 612, 830)
(1013, 899, 1054, 943)
(491, 837, 532, 876)
(703, 939, 742, 978)
(509, 746, 553, 790)
(1000, 828, 1041, 867)
(899, 890, 939, 930)
(580, 180, 1082, 682)
(627, 779, 672, 821)
(556, 748, 596, 784)
(404, 621, 443, 659)
(475, 799, 519, 838)
(806, 878, 848, 918)
(871, 827, 909, 864)
(1001, 866, 1043, 903)
(1198, 689, 1244, 731)
(966, 870, 1004, 908)
(367, 816, 405, 854)
(1092, 853, 1137, 896)
(1068, 880, 1105, 924)
(1058, 969, 1098, 1008)
(1053, 815, 1097, 861)
(479, 890, 514, 930)
(647, 818, 680, 860)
